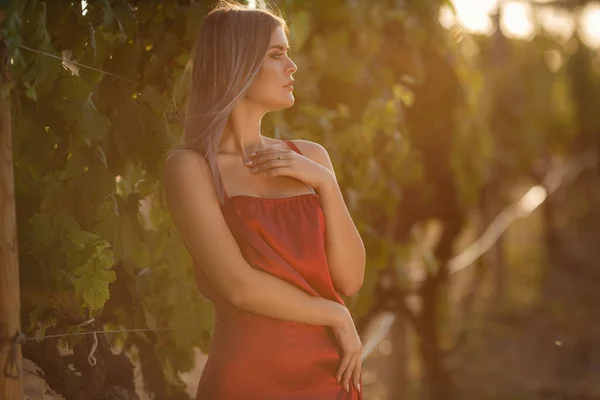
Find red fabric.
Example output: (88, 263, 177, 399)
(193, 140, 362, 399)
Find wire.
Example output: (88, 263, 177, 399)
(1, 326, 176, 379)
(19, 45, 141, 85)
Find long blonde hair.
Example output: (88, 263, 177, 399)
(177, 1, 286, 203)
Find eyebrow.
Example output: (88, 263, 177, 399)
(268, 45, 290, 51)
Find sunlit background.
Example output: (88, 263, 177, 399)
(85, 0, 600, 46)
(446, 0, 600, 46)
(256, 0, 600, 46)
(251, 0, 600, 47)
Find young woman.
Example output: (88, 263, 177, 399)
(163, 2, 366, 398)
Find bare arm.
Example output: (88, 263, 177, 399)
(294, 140, 366, 297)
(162, 149, 350, 327)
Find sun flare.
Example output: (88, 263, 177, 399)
(449, 0, 600, 47)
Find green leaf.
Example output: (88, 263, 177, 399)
(53, 77, 91, 124)
(72, 241, 116, 310)
(40, 172, 74, 213)
(141, 85, 165, 115)
(64, 148, 89, 179)
(28, 211, 57, 249)
(113, 0, 138, 37)
(80, 100, 110, 144)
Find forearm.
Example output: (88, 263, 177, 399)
(233, 267, 349, 328)
(317, 175, 366, 296)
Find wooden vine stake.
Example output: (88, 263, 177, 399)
(0, 10, 23, 399)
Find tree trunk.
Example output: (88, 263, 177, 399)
(389, 316, 409, 398)
(542, 187, 564, 266)
(0, 30, 24, 400)
(418, 277, 461, 400)
(481, 178, 507, 300)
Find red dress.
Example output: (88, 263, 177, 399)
(193, 140, 362, 399)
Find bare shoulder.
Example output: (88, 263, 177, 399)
(164, 148, 207, 172)
(163, 148, 211, 185)
(290, 139, 330, 161)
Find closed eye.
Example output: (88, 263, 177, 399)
(270, 51, 289, 59)
(268, 45, 291, 60)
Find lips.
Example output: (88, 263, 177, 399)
(284, 80, 295, 88)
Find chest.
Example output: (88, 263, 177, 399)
(219, 157, 315, 199)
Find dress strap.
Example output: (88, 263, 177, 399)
(283, 139, 303, 155)
(216, 167, 229, 200)
(222, 184, 229, 200)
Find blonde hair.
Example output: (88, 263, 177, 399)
(176, 1, 286, 203)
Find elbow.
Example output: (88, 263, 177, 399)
(339, 276, 364, 297)
(341, 254, 366, 297)
(225, 279, 253, 308)
(218, 261, 259, 308)
(336, 255, 366, 297)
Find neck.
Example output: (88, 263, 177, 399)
(220, 101, 268, 158)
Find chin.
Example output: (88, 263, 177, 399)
(269, 97, 295, 112)
(283, 97, 295, 108)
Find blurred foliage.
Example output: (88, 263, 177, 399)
(2, 0, 598, 398)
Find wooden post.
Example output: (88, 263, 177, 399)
(0, 12, 23, 399)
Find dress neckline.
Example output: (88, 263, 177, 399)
(225, 192, 319, 203)
(220, 140, 317, 203)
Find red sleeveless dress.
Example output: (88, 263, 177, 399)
(193, 140, 362, 399)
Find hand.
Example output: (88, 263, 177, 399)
(331, 306, 362, 393)
(245, 146, 334, 190)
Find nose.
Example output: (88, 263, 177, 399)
(287, 57, 297, 75)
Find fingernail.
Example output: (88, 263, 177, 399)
(245, 160, 252, 165)
(356, 383, 361, 391)
(345, 384, 349, 392)
(336, 376, 340, 383)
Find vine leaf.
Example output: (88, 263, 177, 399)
(81, 99, 111, 144)
(141, 85, 165, 115)
(72, 241, 116, 310)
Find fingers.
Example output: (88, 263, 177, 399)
(341, 355, 357, 392)
(246, 150, 293, 166)
(246, 151, 296, 176)
(336, 354, 352, 387)
(250, 148, 290, 157)
(352, 357, 362, 392)
(336, 351, 362, 393)
(245, 150, 298, 179)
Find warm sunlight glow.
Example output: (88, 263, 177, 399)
(439, 6, 456, 30)
(81, 0, 88, 16)
(449, 0, 600, 47)
(519, 186, 547, 214)
(452, 0, 496, 34)
(247, 0, 257, 9)
(501, 1, 534, 39)
(537, 7, 575, 42)
(580, 5, 600, 47)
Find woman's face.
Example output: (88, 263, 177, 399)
(245, 25, 297, 111)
